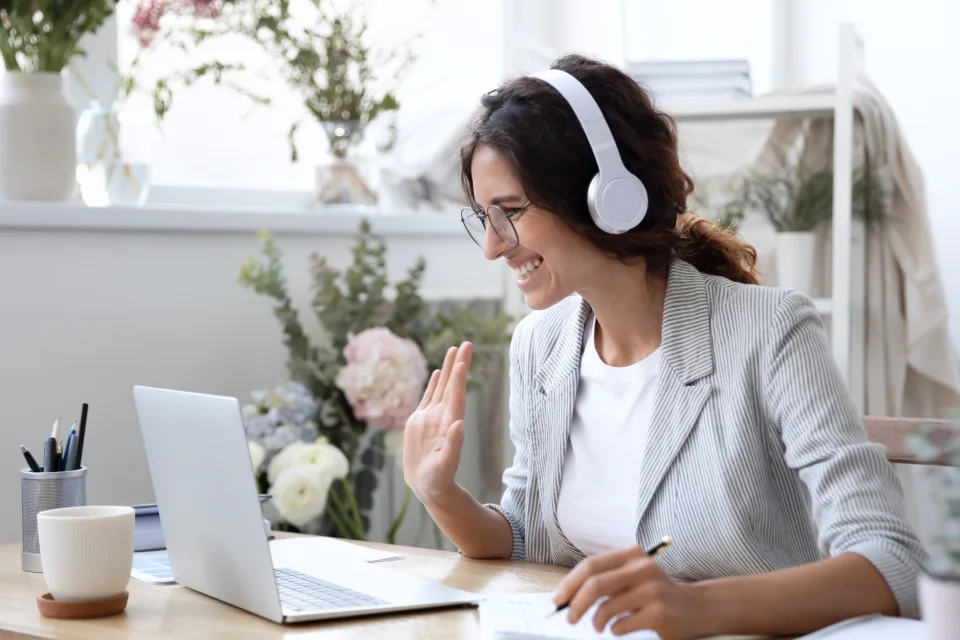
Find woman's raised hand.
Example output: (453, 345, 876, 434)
(403, 342, 473, 503)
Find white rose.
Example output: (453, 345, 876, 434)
(267, 441, 309, 484)
(269, 465, 335, 528)
(241, 404, 261, 420)
(267, 439, 349, 485)
(292, 441, 350, 480)
(248, 441, 266, 474)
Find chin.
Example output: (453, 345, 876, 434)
(522, 289, 567, 311)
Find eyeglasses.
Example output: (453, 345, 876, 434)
(460, 204, 529, 249)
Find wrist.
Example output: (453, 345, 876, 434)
(419, 482, 464, 511)
(685, 579, 732, 638)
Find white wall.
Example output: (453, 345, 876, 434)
(0, 214, 502, 544)
(792, 0, 960, 346)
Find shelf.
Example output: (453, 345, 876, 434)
(813, 298, 833, 315)
(664, 93, 836, 122)
(0, 201, 462, 236)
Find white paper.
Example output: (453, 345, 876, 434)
(479, 592, 660, 640)
(269, 536, 402, 566)
(797, 614, 925, 639)
(131, 550, 176, 584)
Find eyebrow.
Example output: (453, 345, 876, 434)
(490, 194, 524, 206)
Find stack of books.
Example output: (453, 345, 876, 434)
(626, 59, 752, 104)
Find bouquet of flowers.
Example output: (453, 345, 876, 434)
(238, 220, 512, 541)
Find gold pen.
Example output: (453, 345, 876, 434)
(547, 535, 673, 618)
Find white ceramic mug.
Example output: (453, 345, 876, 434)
(37, 505, 135, 602)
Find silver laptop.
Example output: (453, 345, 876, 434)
(132, 385, 478, 624)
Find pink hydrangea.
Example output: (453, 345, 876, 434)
(335, 328, 429, 430)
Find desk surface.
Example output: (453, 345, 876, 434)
(0, 538, 569, 640)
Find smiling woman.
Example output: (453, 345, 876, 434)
(401, 52, 927, 640)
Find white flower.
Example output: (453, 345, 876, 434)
(248, 441, 266, 475)
(270, 466, 334, 527)
(267, 439, 350, 485)
(242, 404, 261, 420)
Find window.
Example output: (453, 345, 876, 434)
(115, 0, 508, 195)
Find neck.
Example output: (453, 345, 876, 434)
(578, 260, 666, 367)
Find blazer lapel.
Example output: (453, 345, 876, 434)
(533, 297, 591, 564)
(635, 261, 715, 529)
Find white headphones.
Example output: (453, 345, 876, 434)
(530, 69, 649, 234)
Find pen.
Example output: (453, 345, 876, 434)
(547, 536, 673, 618)
(20, 445, 42, 472)
(43, 437, 58, 473)
(65, 432, 80, 471)
(61, 429, 76, 471)
(75, 403, 89, 468)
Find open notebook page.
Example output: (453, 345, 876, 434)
(479, 592, 659, 640)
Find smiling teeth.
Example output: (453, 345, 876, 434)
(514, 259, 542, 280)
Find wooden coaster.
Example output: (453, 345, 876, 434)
(36, 591, 128, 619)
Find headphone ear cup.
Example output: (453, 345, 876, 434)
(588, 173, 648, 234)
(586, 173, 614, 234)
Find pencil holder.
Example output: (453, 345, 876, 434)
(20, 467, 87, 572)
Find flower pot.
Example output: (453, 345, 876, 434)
(314, 120, 378, 208)
(775, 231, 817, 296)
(919, 572, 960, 639)
(0, 71, 77, 202)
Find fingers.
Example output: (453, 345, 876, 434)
(564, 559, 652, 626)
(553, 546, 646, 611)
(439, 342, 473, 404)
(418, 369, 441, 410)
(430, 346, 459, 405)
(441, 361, 471, 427)
(591, 581, 655, 633)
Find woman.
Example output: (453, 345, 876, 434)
(402, 54, 925, 639)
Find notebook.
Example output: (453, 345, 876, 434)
(479, 593, 658, 639)
(477, 593, 923, 640)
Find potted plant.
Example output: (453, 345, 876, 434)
(722, 150, 886, 296)
(905, 419, 960, 639)
(237, 220, 512, 542)
(266, 2, 412, 207)
(0, 1, 117, 202)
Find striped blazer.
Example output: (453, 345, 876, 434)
(488, 259, 926, 618)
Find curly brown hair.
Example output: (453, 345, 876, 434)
(459, 53, 760, 285)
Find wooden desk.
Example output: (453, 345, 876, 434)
(0, 538, 568, 640)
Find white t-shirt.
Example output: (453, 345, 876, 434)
(556, 315, 661, 556)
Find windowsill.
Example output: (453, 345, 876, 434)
(0, 202, 462, 236)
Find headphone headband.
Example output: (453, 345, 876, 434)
(529, 68, 648, 234)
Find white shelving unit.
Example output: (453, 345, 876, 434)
(663, 23, 867, 412)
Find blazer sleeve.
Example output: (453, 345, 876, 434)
(764, 291, 926, 619)
(484, 316, 533, 561)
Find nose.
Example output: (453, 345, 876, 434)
(483, 222, 509, 261)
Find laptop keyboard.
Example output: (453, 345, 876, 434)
(275, 568, 388, 612)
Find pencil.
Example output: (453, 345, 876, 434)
(547, 536, 673, 618)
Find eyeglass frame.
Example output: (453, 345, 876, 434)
(460, 202, 534, 249)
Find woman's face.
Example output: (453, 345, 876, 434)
(471, 145, 599, 311)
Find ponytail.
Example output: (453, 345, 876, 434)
(673, 213, 760, 285)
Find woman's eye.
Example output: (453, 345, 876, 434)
(505, 208, 525, 218)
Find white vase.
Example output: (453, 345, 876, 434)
(0, 71, 77, 202)
(919, 572, 960, 639)
(775, 231, 817, 296)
